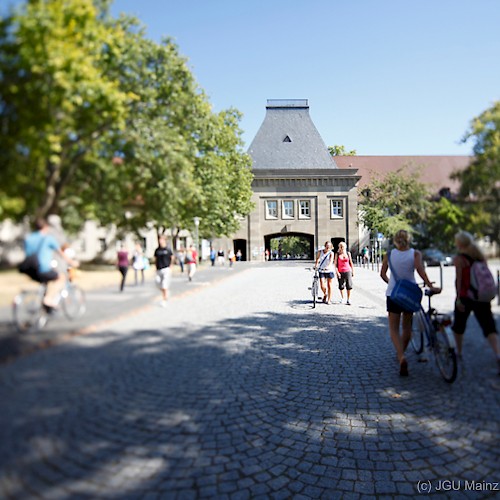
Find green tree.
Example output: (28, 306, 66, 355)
(0, 0, 132, 222)
(359, 167, 431, 241)
(424, 197, 465, 252)
(328, 145, 357, 156)
(452, 100, 500, 244)
(0, 0, 254, 240)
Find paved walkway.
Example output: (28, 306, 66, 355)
(0, 262, 499, 499)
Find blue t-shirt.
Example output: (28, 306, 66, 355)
(24, 232, 60, 273)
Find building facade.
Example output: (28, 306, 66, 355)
(229, 99, 361, 260)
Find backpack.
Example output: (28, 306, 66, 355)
(467, 259, 497, 302)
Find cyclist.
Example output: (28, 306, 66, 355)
(315, 241, 335, 304)
(23, 218, 78, 311)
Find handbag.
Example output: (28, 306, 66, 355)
(18, 236, 45, 281)
(388, 251, 422, 312)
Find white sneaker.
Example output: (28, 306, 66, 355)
(346, 300, 351, 305)
(160, 300, 168, 308)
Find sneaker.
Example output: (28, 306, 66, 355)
(160, 300, 167, 308)
(346, 300, 351, 305)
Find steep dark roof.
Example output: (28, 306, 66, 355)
(334, 155, 472, 192)
(248, 99, 338, 170)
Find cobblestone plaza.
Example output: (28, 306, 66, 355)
(1, 262, 499, 499)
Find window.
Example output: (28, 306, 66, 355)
(299, 200, 311, 219)
(265, 200, 278, 219)
(330, 200, 343, 219)
(282, 200, 294, 219)
(99, 238, 107, 252)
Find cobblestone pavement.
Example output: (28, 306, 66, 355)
(0, 262, 499, 499)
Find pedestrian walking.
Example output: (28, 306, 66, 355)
(132, 243, 145, 285)
(228, 248, 235, 268)
(210, 247, 216, 267)
(451, 230, 500, 375)
(177, 247, 186, 273)
(362, 245, 369, 265)
(154, 236, 174, 307)
(217, 248, 225, 266)
(334, 241, 354, 305)
(117, 244, 129, 292)
(380, 230, 438, 376)
(236, 249, 242, 261)
(315, 241, 335, 304)
(186, 244, 198, 281)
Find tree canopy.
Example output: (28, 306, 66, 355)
(359, 166, 431, 241)
(0, 0, 253, 238)
(452, 100, 500, 244)
(328, 145, 356, 156)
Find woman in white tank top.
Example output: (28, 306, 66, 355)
(380, 230, 438, 377)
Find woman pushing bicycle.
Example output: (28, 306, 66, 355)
(380, 230, 440, 377)
(315, 241, 335, 304)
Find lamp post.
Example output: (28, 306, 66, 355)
(193, 217, 200, 262)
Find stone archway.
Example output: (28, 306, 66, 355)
(264, 232, 315, 260)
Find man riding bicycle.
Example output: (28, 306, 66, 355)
(23, 218, 78, 311)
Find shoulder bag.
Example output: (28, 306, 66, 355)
(19, 236, 45, 281)
(388, 251, 423, 312)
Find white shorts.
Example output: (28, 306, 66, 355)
(156, 267, 171, 290)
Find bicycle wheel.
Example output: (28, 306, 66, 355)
(433, 325, 458, 383)
(62, 285, 86, 320)
(12, 290, 47, 333)
(411, 310, 425, 354)
(312, 278, 318, 308)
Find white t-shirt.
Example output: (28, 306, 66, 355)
(387, 248, 416, 296)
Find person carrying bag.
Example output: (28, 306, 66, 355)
(380, 230, 439, 377)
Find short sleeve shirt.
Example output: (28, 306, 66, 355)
(155, 246, 173, 270)
(24, 231, 60, 273)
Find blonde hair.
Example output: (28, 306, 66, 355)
(338, 241, 347, 254)
(455, 231, 485, 261)
(393, 229, 411, 249)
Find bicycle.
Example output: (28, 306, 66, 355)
(307, 267, 320, 308)
(411, 287, 458, 383)
(13, 276, 86, 333)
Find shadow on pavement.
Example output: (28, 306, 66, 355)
(0, 308, 498, 498)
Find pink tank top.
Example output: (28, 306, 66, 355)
(337, 253, 351, 273)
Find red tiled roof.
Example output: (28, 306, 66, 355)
(334, 155, 472, 192)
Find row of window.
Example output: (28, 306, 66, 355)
(265, 199, 344, 220)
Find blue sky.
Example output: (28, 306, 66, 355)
(6, 0, 500, 154)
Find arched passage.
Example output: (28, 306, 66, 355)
(264, 232, 315, 260)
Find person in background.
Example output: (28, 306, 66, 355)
(380, 229, 439, 377)
(61, 243, 77, 282)
(117, 243, 129, 292)
(236, 249, 242, 261)
(185, 244, 198, 281)
(315, 241, 335, 304)
(177, 247, 186, 274)
(154, 235, 175, 307)
(217, 248, 225, 266)
(335, 241, 355, 305)
(452, 230, 500, 375)
(210, 247, 216, 267)
(132, 243, 145, 285)
(228, 248, 235, 268)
